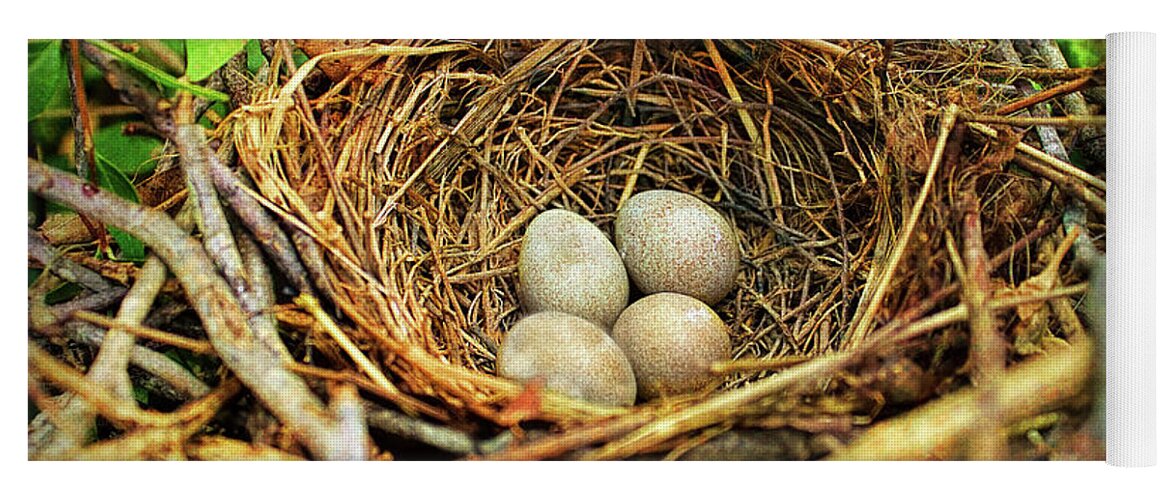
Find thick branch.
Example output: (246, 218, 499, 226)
(829, 338, 1094, 460)
(28, 158, 366, 460)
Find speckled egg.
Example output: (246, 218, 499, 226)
(517, 209, 629, 328)
(614, 190, 739, 305)
(497, 311, 638, 406)
(610, 292, 731, 399)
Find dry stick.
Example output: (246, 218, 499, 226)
(175, 112, 290, 361)
(203, 152, 313, 294)
(294, 293, 410, 404)
(84, 258, 175, 405)
(710, 355, 814, 375)
(28, 159, 363, 460)
(64, 39, 108, 252)
(185, 436, 304, 461)
(32, 287, 129, 332)
(1018, 40, 1103, 268)
(993, 75, 1094, 116)
(481, 411, 659, 461)
(71, 310, 216, 355)
(1015, 155, 1106, 216)
(174, 122, 251, 305)
(581, 283, 1088, 460)
(28, 228, 113, 292)
(955, 196, 1006, 386)
(970, 121, 1106, 190)
(236, 223, 285, 357)
(78, 41, 175, 137)
(65, 40, 95, 181)
(287, 362, 444, 420)
(616, 144, 651, 210)
(706, 39, 786, 224)
(867, 218, 1057, 343)
(959, 113, 1105, 128)
(793, 39, 849, 58)
(829, 337, 1094, 460)
(41, 378, 243, 461)
(65, 321, 211, 399)
(366, 405, 484, 456)
(979, 66, 1102, 80)
(844, 104, 959, 348)
(29, 340, 182, 429)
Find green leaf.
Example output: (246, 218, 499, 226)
(245, 39, 265, 74)
(1057, 39, 1106, 69)
(133, 385, 150, 405)
(87, 39, 229, 102)
(185, 39, 246, 82)
(46, 281, 83, 304)
(28, 40, 68, 121)
(94, 153, 146, 261)
(94, 121, 164, 176)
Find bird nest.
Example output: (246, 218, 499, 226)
(80, 39, 1103, 460)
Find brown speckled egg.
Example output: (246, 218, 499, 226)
(614, 190, 739, 305)
(518, 209, 629, 328)
(610, 292, 731, 399)
(497, 311, 637, 406)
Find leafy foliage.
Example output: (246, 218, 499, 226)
(1056, 39, 1106, 68)
(93, 121, 164, 177)
(28, 40, 68, 121)
(186, 39, 246, 82)
(87, 39, 230, 101)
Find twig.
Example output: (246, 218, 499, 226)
(85, 254, 173, 403)
(793, 39, 849, 58)
(287, 361, 444, 420)
(1014, 155, 1106, 216)
(29, 340, 179, 429)
(185, 436, 304, 461)
(845, 104, 959, 348)
(78, 41, 175, 137)
(71, 310, 215, 355)
(35, 378, 243, 461)
(967, 122, 1105, 192)
(203, 153, 313, 294)
(954, 194, 1006, 385)
(66, 321, 210, 399)
(65, 39, 108, 251)
(31, 287, 129, 332)
(66, 40, 96, 182)
(294, 294, 409, 405)
(828, 338, 1094, 460)
(366, 405, 481, 455)
(710, 355, 813, 375)
(28, 228, 113, 292)
(993, 76, 1094, 116)
(979, 66, 1102, 80)
(174, 121, 251, 305)
(958, 113, 1105, 128)
(480, 411, 658, 460)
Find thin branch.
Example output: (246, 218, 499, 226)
(968, 122, 1105, 193)
(958, 113, 1105, 128)
(993, 75, 1094, 116)
(28, 228, 113, 292)
(71, 310, 216, 355)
